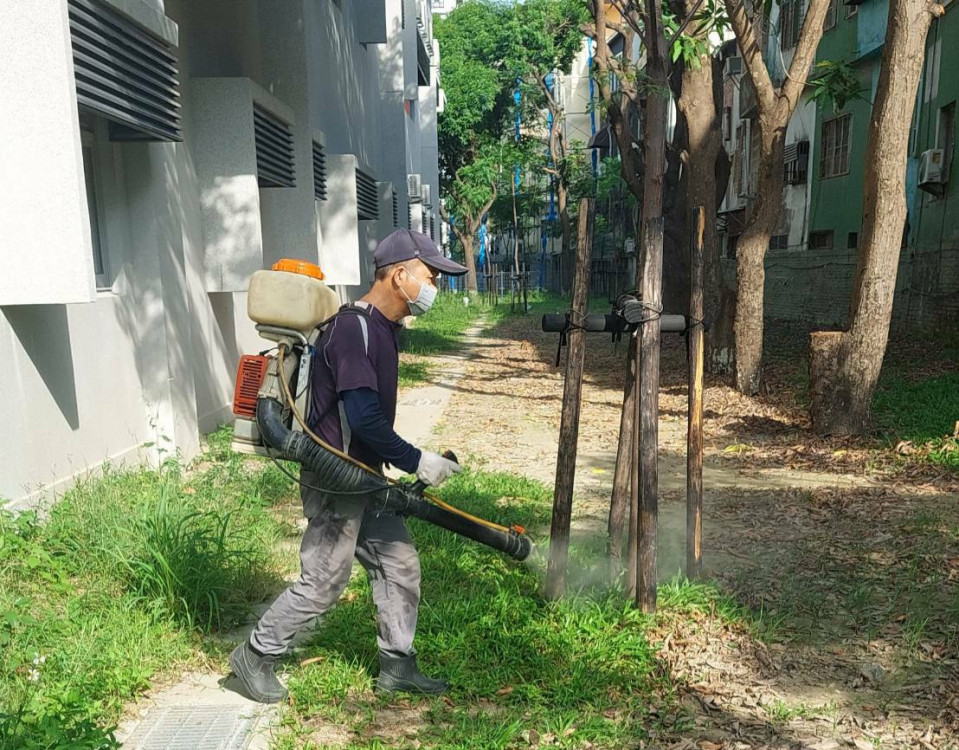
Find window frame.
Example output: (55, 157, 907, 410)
(937, 101, 956, 185)
(824, 0, 837, 30)
(79, 119, 111, 291)
(820, 113, 852, 180)
(809, 230, 835, 250)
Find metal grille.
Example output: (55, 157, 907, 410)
(356, 169, 379, 221)
(392, 191, 399, 227)
(67, 0, 182, 142)
(408, 203, 414, 230)
(254, 106, 295, 188)
(421, 207, 428, 235)
(312, 141, 327, 200)
(429, 214, 435, 240)
(784, 140, 810, 184)
(122, 705, 256, 750)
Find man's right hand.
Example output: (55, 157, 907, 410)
(416, 450, 462, 487)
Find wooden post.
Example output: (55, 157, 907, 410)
(626, 340, 641, 598)
(635, 0, 670, 615)
(637, 217, 664, 613)
(545, 198, 595, 600)
(687, 206, 705, 579)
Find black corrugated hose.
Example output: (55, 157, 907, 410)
(256, 397, 532, 561)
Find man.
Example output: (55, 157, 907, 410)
(230, 230, 468, 704)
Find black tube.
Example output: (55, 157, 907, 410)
(541, 313, 568, 332)
(256, 398, 532, 561)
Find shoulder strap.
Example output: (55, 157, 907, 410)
(317, 302, 374, 354)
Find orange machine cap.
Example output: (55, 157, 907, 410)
(271, 258, 325, 280)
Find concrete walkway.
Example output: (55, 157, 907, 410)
(117, 321, 483, 750)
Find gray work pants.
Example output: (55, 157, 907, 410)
(249, 470, 421, 657)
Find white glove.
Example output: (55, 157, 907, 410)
(416, 450, 462, 487)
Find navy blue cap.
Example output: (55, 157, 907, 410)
(373, 229, 468, 276)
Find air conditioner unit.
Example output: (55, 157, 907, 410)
(727, 56, 743, 76)
(421, 183, 432, 207)
(918, 149, 946, 193)
(407, 173, 422, 201)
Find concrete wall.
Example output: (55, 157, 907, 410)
(0, 0, 96, 306)
(1, 0, 442, 507)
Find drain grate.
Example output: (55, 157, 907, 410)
(123, 704, 258, 750)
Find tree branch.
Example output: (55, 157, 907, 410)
(780, 0, 832, 114)
(723, 0, 776, 116)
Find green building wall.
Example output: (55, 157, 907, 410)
(763, 3, 958, 331)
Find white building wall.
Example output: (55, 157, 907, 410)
(1, 0, 441, 507)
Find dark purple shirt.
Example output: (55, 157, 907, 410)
(307, 303, 403, 470)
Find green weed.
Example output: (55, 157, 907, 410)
(398, 360, 432, 388)
(872, 372, 959, 472)
(0, 428, 295, 747)
(277, 470, 727, 749)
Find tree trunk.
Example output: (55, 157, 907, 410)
(607, 333, 636, 577)
(679, 46, 728, 375)
(809, 0, 941, 434)
(460, 232, 478, 293)
(734, 128, 785, 395)
(558, 181, 573, 294)
(546, 198, 596, 600)
(724, 0, 832, 393)
(635, 0, 669, 612)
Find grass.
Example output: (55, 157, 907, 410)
(273, 469, 749, 750)
(399, 292, 488, 357)
(872, 372, 959, 471)
(0, 428, 296, 749)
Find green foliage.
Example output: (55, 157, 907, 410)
(0, 435, 295, 747)
(508, 0, 588, 83)
(435, 2, 515, 177)
(663, 0, 730, 67)
(808, 60, 866, 113)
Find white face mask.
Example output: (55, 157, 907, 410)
(400, 271, 437, 316)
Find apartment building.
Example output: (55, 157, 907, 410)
(0, 0, 444, 507)
(719, 0, 958, 330)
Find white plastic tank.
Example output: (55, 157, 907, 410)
(247, 260, 340, 333)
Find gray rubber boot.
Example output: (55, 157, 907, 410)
(229, 642, 288, 704)
(375, 654, 449, 695)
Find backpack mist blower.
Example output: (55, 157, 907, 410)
(229, 259, 532, 562)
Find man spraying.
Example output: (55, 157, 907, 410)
(231, 230, 468, 704)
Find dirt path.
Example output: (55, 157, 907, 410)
(432, 311, 959, 750)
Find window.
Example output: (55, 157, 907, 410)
(67, 0, 182, 142)
(770, 234, 789, 250)
(820, 114, 852, 179)
(79, 113, 109, 290)
(780, 0, 803, 50)
(356, 169, 380, 221)
(847, 232, 859, 249)
(725, 234, 739, 260)
(844, 2, 858, 18)
(824, 0, 837, 30)
(723, 106, 732, 142)
(254, 106, 295, 188)
(784, 140, 810, 184)
(809, 230, 834, 250)
(734, 121, 751, 197)
(937, 101, 955, 183)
